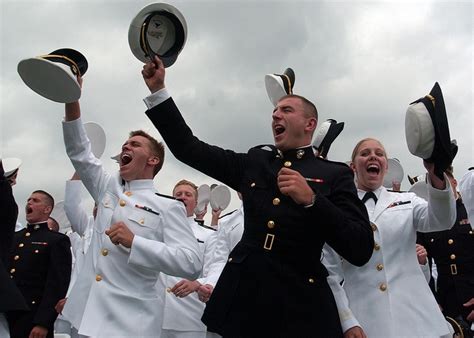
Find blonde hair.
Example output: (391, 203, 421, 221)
(351, 137, 387, 162)
(173, 179, 198, 199)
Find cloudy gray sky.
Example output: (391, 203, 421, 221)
(1, 0, 472, 226)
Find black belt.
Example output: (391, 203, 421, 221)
(437, 263, 474, 276)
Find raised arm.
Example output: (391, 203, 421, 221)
(64, 174, 92, 236)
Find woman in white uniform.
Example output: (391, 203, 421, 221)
(323, 137, 456, 338)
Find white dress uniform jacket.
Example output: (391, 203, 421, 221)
(161, 218, 217, 336)
(61, 118, 202, 337)
(203, 206, 244, 288)
(323, 182, 456, 338)
(64, 179, 94, 295)
(459, 169, 474, 228)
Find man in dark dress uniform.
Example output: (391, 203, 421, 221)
(0, 160, 29, 337)
(141, 56, 374, 337)
(7, 190, 71, 338)
(418, 166, 473, 335)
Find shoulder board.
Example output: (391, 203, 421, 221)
(155, 193, 177, 201)
(219, 208, 238, 219)
(199, 223, 217, 231)
(252, 144, 277, 151)
(315, 156, 351, 168)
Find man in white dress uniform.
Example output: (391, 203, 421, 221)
(60, 83, 202, 337)
(161, 180, 217, 338)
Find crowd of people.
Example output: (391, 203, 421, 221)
(1, 55, 473, 338)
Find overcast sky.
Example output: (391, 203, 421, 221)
(1, 0, 472, 226)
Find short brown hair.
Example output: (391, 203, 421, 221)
(129, 130, 165, 176)
(173, 179, 198, 199)
(278, 94, 318, 119)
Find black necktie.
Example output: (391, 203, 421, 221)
(362, 191, 378, 204)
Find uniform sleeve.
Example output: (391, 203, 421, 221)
(202, 220, 234, 287)
(459, 170, 474, 229)
(62, 118, 111, 204)
(307, 166, 373, 266)
(64, 180, 91, 236)
(197, 230, 218, 284)
(33, 235, 72, 329)
(0, 162, 18, 263)
(322, 244, 361, 333)
(413, 174, 456, 233)
(128, 201, 202, 279)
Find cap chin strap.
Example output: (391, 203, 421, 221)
(40, 54, 81, 76)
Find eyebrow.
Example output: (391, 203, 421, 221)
(273, 105, 293, 113)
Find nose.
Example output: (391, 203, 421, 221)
(272, 108, 282, 120)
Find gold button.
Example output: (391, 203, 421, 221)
(34, 250, 39, 253)
(448, 239, 454, 245)
(34, 225, 40, 230)
(450, 254, 456, 260)
(250, 182, 256, 187)
(10, 268, 15, 273)
(14, 255, 20, 261)
(308, 278, 315, 283)
(267, 220, 275, 229)
(430, 238, 434, 242)
(119, 200, 126, 207)
(139, 219, 145, 225)
(371, 223, 377, 231)
(19, 243, 24, 248)
(379, 283, 387, 291)
(469, 231, 473, 235)
(374, 243, 380, 251)
(102, 249, 109, 256)
(124, 191, 133, 196)
(273, 198, 280, 206)
(25, 232, 31, 237)
(31, 300, 36, 304)
(376, 264, 384, 271)
(96, 274, 102, 282)
(166, 287, 171, 293)
(228, 257, 233, 262)
(284, 161, 292, 167)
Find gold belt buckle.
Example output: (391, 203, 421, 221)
(263, 233, 275, 250)
(450, 264, 457, 275)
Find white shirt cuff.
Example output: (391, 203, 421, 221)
(143, 88, 171, 109)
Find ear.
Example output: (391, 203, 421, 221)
(148, 157, 160, 166)
(44, 205, 53, 215)
(349, 161, 356, 172)
(306, 117, 317, 132)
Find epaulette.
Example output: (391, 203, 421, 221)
(199, 223, 217, 231)
(155, 192, 177, 200)
(314, 156, 350, 168)
(253, 144, 277, 152)
(219, 208, 238, 219)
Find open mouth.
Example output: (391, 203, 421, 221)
(274, 125, 285, 136)
(367, 164, 380, 174)
(26, 206, 33, 214)
(121, 153, 133, 166)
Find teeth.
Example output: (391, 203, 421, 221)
(121, 154, 132, 165)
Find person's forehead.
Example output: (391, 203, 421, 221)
(126, 135, 149, 145)
(278, 96, 302, 108)
(174, 184, 195, 194)
(28, 192, 44, 201)
(359, 140, 385, 152)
